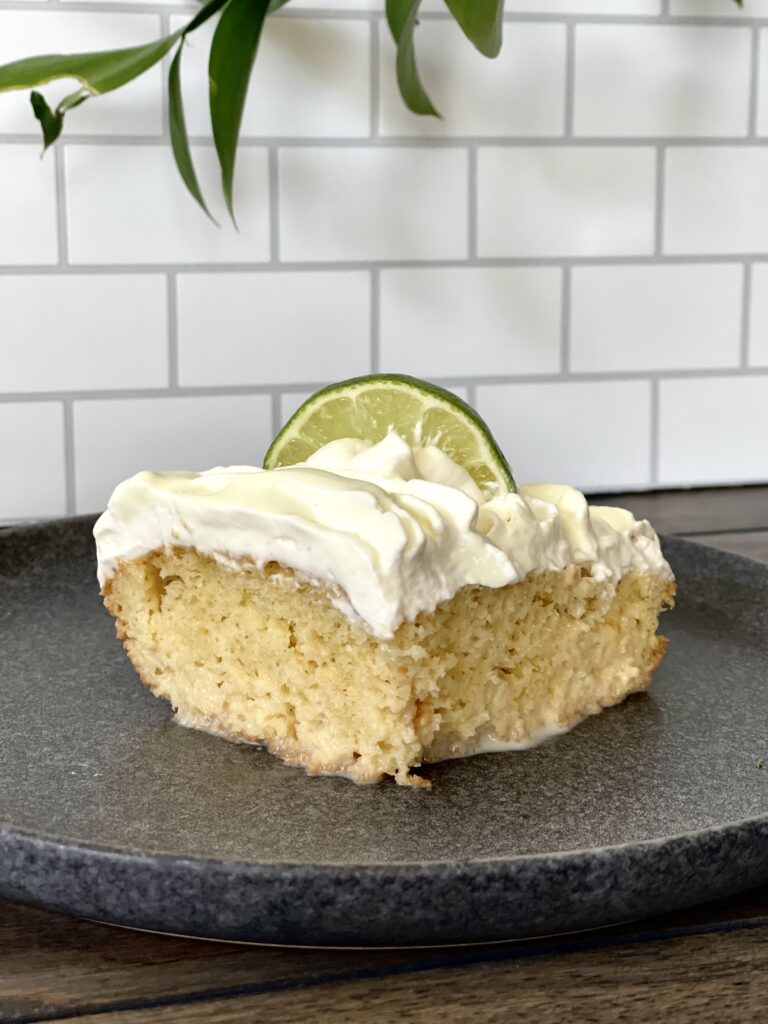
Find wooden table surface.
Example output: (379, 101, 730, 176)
(2, 486, 768, 1024)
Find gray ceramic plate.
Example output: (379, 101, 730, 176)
(1, 517, 767, 947)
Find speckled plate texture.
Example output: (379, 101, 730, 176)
(1, 517, 767, 947)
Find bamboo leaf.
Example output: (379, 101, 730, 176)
(185, 0, 234, 35)
(386, 0, 439, 117)
(30, 91, 63, 150)
(209, 0, 271, 222)
(442, 0, 503, 58)
(169, 43, 216, 222)
(0, 0, 229, 98)
(0, 38, 180, 97)
(0, 0, 228, 148)
(0, 37, 180, 154)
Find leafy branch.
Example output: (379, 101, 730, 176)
(0, 0, 743, 219)
(0, 0, 501, 219)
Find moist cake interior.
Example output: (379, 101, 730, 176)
(104, 547, 675, 787)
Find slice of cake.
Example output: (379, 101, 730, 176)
(95, 377, 675, 787)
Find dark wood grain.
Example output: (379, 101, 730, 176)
(2, 486, 768, 1023)
(592, 485, 768, 535)
(1, 891, 768, 1024)
(48, 929, 767, 1024)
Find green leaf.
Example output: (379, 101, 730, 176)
(209, 0, 272, 222)
(0, 37, 181, 98)
(168, 43, 216, 222)
(185, 0, 234, 35)
(267, 0, 293, 10)
(386, 0, 440, 117)
(0, 36, 181, 155)
(0, 0, 228, 145)
(30, 91, 63, 150)
(442, 0, 503, 58)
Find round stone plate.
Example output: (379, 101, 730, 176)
(1, 517, 767, 947)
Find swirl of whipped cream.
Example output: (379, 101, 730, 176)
(94, 432, 672, 638)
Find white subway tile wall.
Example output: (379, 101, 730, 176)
(570, 264, 743, 372)
(73, 395, 273, 513)
(65, 146, 271, 264)
(670, 0, 768, 15)
(0, 404, 66, 518)
(170, 17, 371, 138)
(278, 147, 468, 261)
(291, 1, 661, 10)
(379, 268, 561, 377)
(379, 21, 567, 137)
(506, 1, 660, 11)
(573, 26, 751, 137)
(177, 271, 370, 386)
(477, 147, 656, 257)
(664, 148, 768, 254)
(0, 275, 168, 392)
(758, 29, 768, 135)
(476, 381, 653, 492)
(658, 376, 768, 486)
(1, 1, 766, 520)
(0, 145, 57, 266)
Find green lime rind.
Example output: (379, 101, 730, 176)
(263, 373, 515, 499)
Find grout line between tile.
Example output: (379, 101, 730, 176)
(54, 146, 69, 266)
(369, 14, 379, 139)
(268, 147, 280, 263)
(160, 12, 172, 141)
(654, 146, 665, 257)
(62, 400, 76, 515)
(564, 22, 576, 137)
(3, 368, 766, 407)
(741, 261, 753, 368)
(270, 392, 282, 437)
(650, 377, 660, 488)
(749, 24, 761, 138)
(0, 4, 757, 24)
(6, 134, 768, 148)
(3, 254, 767, 276)
(370, 267, 380, 373)
(166, 273, 179, 389)
(560, 266, 571, 374)
(467, 147, 477, 261)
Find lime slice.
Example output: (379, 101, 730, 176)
(264, 374, 515, 498)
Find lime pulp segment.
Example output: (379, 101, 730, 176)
(263, 374, 515, 499)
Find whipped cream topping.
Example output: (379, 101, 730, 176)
(94, 432, 672, 638)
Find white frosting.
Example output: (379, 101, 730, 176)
(94, 432, 672, 638)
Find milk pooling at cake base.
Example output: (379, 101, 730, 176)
(95, 433, 675, 787)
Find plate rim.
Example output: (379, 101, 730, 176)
(3, 808, 768, 874)
(3, 518, 768, 944)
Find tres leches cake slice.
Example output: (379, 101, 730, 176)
(95, 375, 675, 787)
